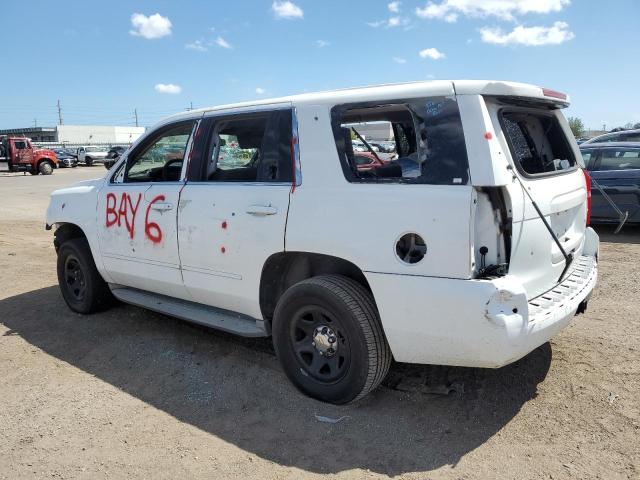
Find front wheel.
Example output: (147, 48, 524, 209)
(39, 161, 53, 175)
(56, 238, 115, 313)
(84, 156, 93, 166)
(272, 275, 391, 404)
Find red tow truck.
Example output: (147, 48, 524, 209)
(0, 136, 58, 175)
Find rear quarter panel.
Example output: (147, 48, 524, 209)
(285, 103, 474, 279)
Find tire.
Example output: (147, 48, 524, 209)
(39, 161, 53, 175)
(56, 237, 115, 314)
(272, 275, 391, 404)
(85, 156, 93, 166)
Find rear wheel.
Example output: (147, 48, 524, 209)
(56, 238, 114, 314)
(85, 156, 93, 166)
(273, 275, 391, 404)
(39, 161, 53, 175)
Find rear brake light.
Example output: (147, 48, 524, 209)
(583, 169, 592, 226)
(542, 88, 567, 100)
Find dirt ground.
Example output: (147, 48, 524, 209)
(0, 167, 638, 479)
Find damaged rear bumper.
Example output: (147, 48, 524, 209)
(365, 229, 599, 368)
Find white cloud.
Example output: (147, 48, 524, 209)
(368, 16, 410, 28)
(255, 87, 266, 94)
(272, 1, 304, 19)
(392, 57, 407, 64)
(154, 83, 182, 94)
(419, 47, 445, 59)
(215, 36, 232, 49)
(480, 21, 575, 46)
(388, 1, 402, 13)
(130, 13, 172, 39)
(416, 0, 570, 22)
(185, 40, 207, 52)
(316, 40, 330, 47)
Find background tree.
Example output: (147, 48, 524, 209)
(567, 116, 585, 138)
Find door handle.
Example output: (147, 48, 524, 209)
(246, 205, 277, 216)
(150, 202, 173, 212)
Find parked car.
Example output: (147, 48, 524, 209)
(372, 142, 396, 153)
(580, 142, 640, 224)
(53, 148, 78, 168)
(582, 128, 640, 145)
(77, 146, 109, 166)
(104, 146, 127, 170)
(46, 80, 598, 404)
(353, 151, 389, 171)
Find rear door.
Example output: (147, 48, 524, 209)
(589, 146, 640, 222)
(177, 106, 294, 318)
(487, 99, 588, 298)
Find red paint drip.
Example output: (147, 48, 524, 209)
(484, 132, 493, 140)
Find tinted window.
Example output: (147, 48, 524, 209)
(14, 141, 27, 149)
(580, 150, 596, 169)
(332, 96, 469, 185)
(201, 109, 293, 183)
(124, 122, 195, 183)
(597, 149, 640, 171)
(501, 110, 576, 176)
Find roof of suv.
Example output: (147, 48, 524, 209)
(582, 129, 640, 145)
(164, 80, 569, 125)
(580, 142, 640, 149)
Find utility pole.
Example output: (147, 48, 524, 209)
(57, 99, 64, 125)
(33, 118, 37, 127)
(134, 108, 139, 127)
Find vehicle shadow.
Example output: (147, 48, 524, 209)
(0, 286, 552, 476)
(594, 223, 640, 245)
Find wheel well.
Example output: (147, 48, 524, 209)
(259, 252, 372, 323)
(53, 223, 86, 252)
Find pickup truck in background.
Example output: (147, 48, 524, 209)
(77, 146, 109, 166)
(0, 136, 58, 175)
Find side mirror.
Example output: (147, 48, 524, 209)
(219, 138, 226, 147)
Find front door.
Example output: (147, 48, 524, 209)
(178, 107, 294, 318)
(97, 120, 198, 298)
(13, 139, 33, 166)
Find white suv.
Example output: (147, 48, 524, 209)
(46, 81, 599, 404)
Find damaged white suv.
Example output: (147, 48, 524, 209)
(47, 81, 599, 404)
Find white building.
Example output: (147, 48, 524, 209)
(0, 125, 146, 144)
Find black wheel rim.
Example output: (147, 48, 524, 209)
(64, 255, 86, 302)
(290, 306, 350, 384)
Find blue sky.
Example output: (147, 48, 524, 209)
(1, 0, 638, 131)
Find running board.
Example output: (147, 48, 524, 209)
(109, 286, 268, 337)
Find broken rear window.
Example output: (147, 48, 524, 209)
(331, 97, 469, 185)
(500, 110, 576, 176)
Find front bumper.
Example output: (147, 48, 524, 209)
(365, 230, 599, 368)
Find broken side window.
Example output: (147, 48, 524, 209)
(331, 96, 470, 185)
